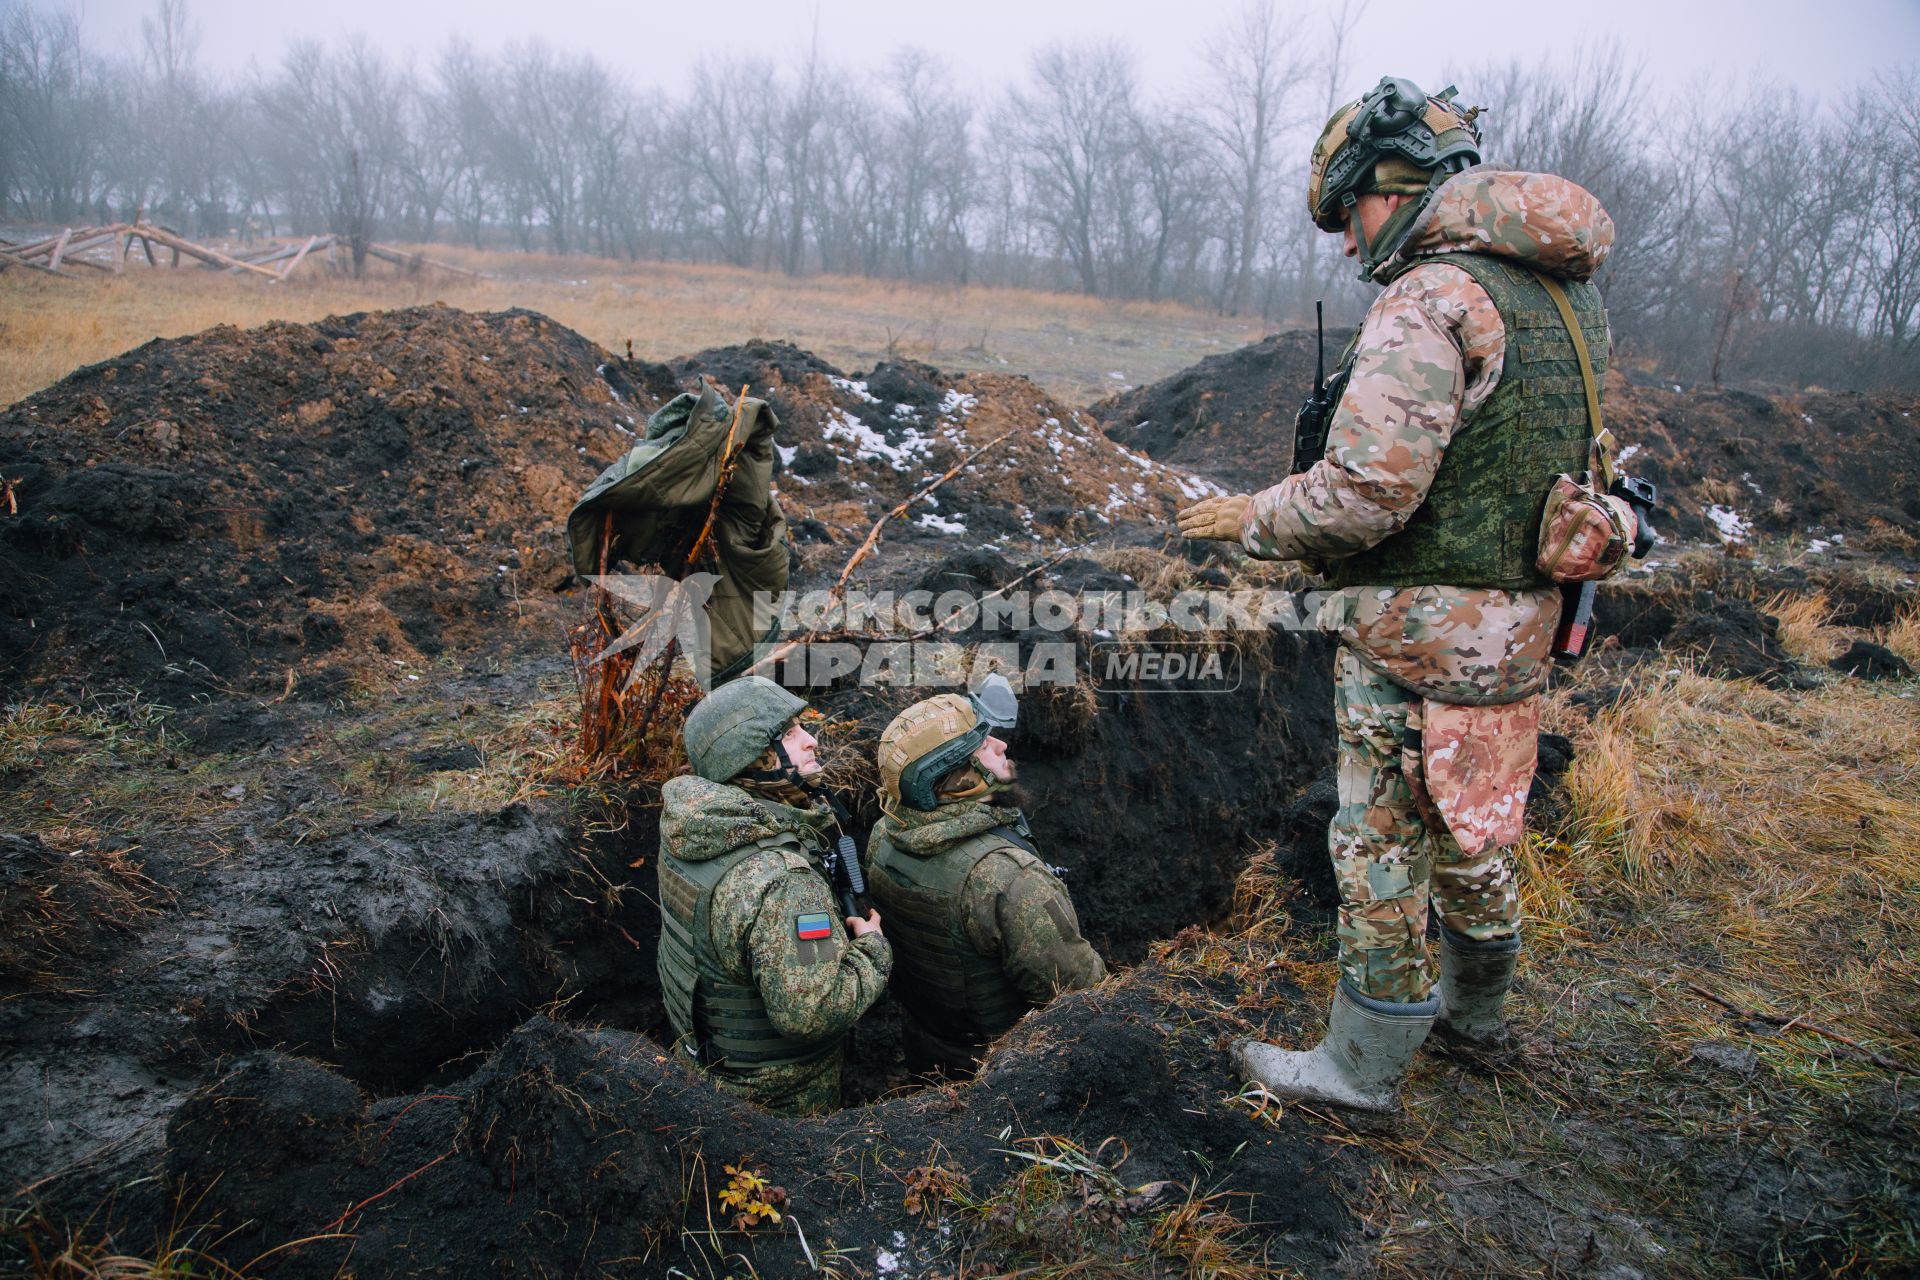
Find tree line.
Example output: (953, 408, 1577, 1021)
(2, 1, 1915, 388)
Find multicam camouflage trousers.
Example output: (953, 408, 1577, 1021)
(1331, 647, 1525, 1003)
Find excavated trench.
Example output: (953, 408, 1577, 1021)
(224, 618, 1341, 1107)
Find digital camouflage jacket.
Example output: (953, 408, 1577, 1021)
(657, 774, 891, 1114)
(867, 798, 1105, 1066)
(1242, 168, 1617, 703)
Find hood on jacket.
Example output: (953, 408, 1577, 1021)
(660, 774, 830, 862)
(879, 797, 1024, 857)
(1377, 167, 1615, 284)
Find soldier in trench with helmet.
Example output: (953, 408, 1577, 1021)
(1178, 78, 1618, 1110)
(656, 675, 891, 1115)
(864, 676, 1106, 1076)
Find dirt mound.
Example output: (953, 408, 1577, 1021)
(1090, 329, 1353, 491)
(162, 978, 1361, 1279)
(668, 339, 1225, 557)
(2, 314, 1231, 715)
(1088, 329, 1920, 552)
(0, 306, 666, 706)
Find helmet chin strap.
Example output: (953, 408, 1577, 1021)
(1342, 191, 1375, 282)
(738, 737, 821, 794)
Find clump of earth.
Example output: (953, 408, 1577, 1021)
(1, 308, 1910, 1277)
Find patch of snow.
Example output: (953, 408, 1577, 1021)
(1044, 416, 1061, 429)
(1175, 473, 1225, 501)
(1616, 443, 1640, 465)
(775, 444, 797, 467)
(938, 389, 978, 418)
(1704, 504, 1750, 542)
(915, 512, 968, 534)
(891, 403, 918, 420)
(821, 410, 934, 472)
(1742, 472, 1764, 495)
(830, 376, 881, 404)
(1807, 538, 1833, 554)
(1047, 438, 1064, 455)
(1107, 370, 1126, 380)
(1672, 384, 1683, 392)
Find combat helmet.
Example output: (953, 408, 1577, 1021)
(878, 675, 1018, 812)
(682, 675, 808, 783)
(1307, 76, 1482, 279)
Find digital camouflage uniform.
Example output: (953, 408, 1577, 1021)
(1239, 168, 1616, 1002)
(657, 774, 891, 1114)
(865, 798, 1106, 1072)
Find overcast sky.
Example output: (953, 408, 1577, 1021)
(61, 0, 1920, 108)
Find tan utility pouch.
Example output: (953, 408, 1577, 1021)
(1538, 475, 1635, 582)
(1533, 273, 1632, 584)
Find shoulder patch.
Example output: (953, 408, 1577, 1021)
(794, 911, 834, 941)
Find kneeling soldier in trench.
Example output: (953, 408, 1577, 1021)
(1179, 78, 1619, 1110)
(657, 675, 892, 1115)
(864, 676, 1106, 1075)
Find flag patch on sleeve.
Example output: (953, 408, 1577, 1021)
(794, 911, 835, 941)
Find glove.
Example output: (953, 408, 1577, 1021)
(1176, 494, 1252, 543)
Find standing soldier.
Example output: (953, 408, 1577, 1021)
(657, 676, 891, 1115)
(865, 677, 1106, 1075)
(1178, 77, 1617, 1111)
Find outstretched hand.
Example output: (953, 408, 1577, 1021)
(1176, 494, 1252, 542)
(846, 909, 883, 938)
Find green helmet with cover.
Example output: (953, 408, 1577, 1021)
(682, 675, 808, 782)
(1307, 76, 1483, 279)
(877, 675, 1018, 812)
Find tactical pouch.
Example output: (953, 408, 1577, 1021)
(1532, 274, 1633, 586)
(1536, 474, 1635, 583)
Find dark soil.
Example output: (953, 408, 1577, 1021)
(1089, 331, 1920, 550)
(1091, 329, 1354, 491)
(4, 308, 1914, 1279)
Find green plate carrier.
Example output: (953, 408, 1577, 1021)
(1326, 252, 1609, 591)
(657, 836, 838, 1073)
(865, 826, 1043, 1044)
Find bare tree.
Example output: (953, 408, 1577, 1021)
(1197, 0, 1299, 314)
(1001, 42, 1140, 295)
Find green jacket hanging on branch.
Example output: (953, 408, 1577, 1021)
(567, 382, 792, 685)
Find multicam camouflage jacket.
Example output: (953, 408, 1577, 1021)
(1242, 168, 1617, 703)
(657, 774, 891, 1111)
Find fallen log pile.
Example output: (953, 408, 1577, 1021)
(0, 221, 483, 282)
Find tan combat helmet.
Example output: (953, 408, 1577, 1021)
(1307, 76, 1482, 278)
(877, 675, 1018, 812)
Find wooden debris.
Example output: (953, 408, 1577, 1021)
(0, 221, 485, 283)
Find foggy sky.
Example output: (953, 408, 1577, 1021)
(61, 0, 1920, 110)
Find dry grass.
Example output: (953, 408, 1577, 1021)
(1761, 589, 1845, 662)
(0, 245, 1266, 411)
(1882, 600, 1920, 666)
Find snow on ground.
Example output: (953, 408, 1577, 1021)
(1705, 503, 1750, 542)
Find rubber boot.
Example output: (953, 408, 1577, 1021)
(1432, 927, 1520, 1051)
(1233, 981, 1438, 1113)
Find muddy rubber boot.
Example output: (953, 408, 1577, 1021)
(1233, 981, 1438, 1113)
(1432, 927, 1520, 1052)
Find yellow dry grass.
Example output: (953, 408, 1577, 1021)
(1883, 600, 1920, 666)
(0, 246, 1267, 411)
(1761, 589, 1844, 662)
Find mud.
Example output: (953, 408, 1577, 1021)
(4, 311, 1914, 1279)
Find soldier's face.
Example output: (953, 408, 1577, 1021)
(974, 735, 1015, 783)
(779, 722, 823, 779)
(1341, 193, 1409, 258)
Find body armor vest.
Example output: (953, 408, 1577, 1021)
(1326, 252, 1608, 590)
(865, 824, 1044, 1045)
(657, 834, 839, 1073)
